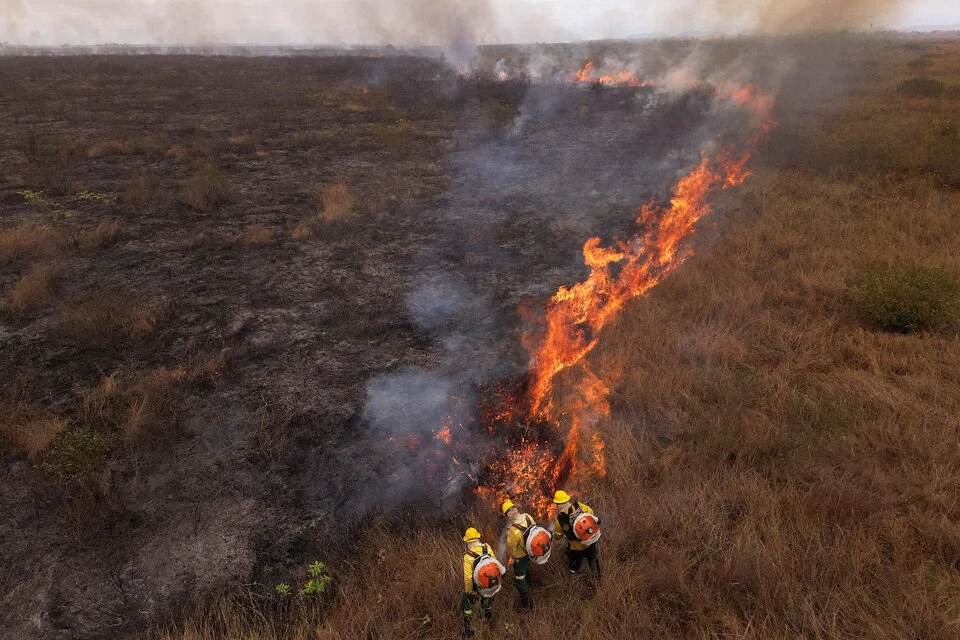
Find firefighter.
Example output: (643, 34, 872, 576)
(552, 490, 602, 580)
(461, 527, 504, 638)
(502, 500, 538, 610)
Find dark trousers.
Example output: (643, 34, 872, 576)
(567, 544, 601, 579)
(512, 556, 533, 608)
(462, 592, 493, 623)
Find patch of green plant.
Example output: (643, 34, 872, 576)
(274, 560, 332, 600)
(18, 189, 51, 208)
(43, 426, 111, 478)
(897, 77, 945, 98)
(850, 261, 958, 334)
(78, 190, 112, 203)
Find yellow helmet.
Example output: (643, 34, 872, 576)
(463, 527, 481, 542)
(501, 500, 516, 515)
(553, 490, 571, 504)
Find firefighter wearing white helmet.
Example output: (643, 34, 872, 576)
(461, 527, 505, 638)
(552, 490, 602, 580)
(502, 500, 551, 610)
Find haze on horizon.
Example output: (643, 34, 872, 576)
(1, 0, 958, 47)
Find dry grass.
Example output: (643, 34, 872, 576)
(0, 393, 67, 459)
(367, 120, 415, 154)
(285, 130, 335, 149)
(0, 222, 65, 265)
(233, 224, 274, 246)
(87, 134, 168, 158)
(150, 41, 960, 640)
(311, 181, 357, 223)
(83, 369, 178, 442)
(289, 221, 314, 241)
(179, 164, 234, 211)
(79, 219, 122, 250)
(124, 167, 160, 208)
(59, 289, 159, 341)
(227, 134, 261, 152)
(5, 261, 64, 312)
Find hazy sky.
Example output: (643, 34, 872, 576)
(1, 0, 958, 46)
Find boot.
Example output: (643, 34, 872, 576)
(461, 619, 474, 638)
(518, 591, 534, 611)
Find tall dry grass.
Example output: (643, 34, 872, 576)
(5, 261, 64, 312)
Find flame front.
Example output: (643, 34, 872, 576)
(474, 83, 776, 511)
(570, 61, 651, 87)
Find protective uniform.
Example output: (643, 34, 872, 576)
(503, 500, 536, 610)
(461, 528, 496, 638)
(552, 490, 602, 580)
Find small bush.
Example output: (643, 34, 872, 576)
(6, 262, 63, 312)
(897, 77, 945, 98)
(850, 262, 958, 333)
(290, 221, 314, 241)
(43, 427, 111, 478)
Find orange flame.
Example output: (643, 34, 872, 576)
(477, 84, 777, 510)
(570, 61, 651, 87)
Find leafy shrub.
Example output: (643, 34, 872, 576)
(897, 77, 945, 98)
(850, 262, 958, 333)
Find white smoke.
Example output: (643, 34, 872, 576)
(0, 0, 916, 48)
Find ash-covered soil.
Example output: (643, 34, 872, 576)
(0, 45, 843, 639)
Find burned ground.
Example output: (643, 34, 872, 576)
(2, 35, 960, 640)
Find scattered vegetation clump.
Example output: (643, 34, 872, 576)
(0, 392, 67, 459)
(850, 261, 958, 333)
(227, 134, 260, 152)
(0, 222, 64, 264)
(233, 224, 274, 246)
(42, 426, 112, 479)
(123, 167, 160, 208)
(312, 181, 357, 223)
(897, 77, 946, 98)
(79, 219, 123, 250)
(60, 289, 159, 340)
(5, 262, 64, 312)
(179, 164, 234, 211)
(83, 369, 179, 442)
(87, 134, 169, 159)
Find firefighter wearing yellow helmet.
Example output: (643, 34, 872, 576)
(461, 527, 505, 638)
(501, 499, 550, 610)
(552, 490, 602, 580)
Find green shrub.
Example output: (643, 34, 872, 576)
(897, 77, 945, 98)
(850, 262, 958, 334)
(43, 427, 111, 478)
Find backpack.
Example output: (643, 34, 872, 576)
(514, 516, 552, 565)
(469, 546, 506, 597)
(558, 503, 601, 547)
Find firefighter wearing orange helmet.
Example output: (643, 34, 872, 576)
(552, 490, 602, 580)
(461, 527, 505, 638)
(501, 499, 550, 610)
